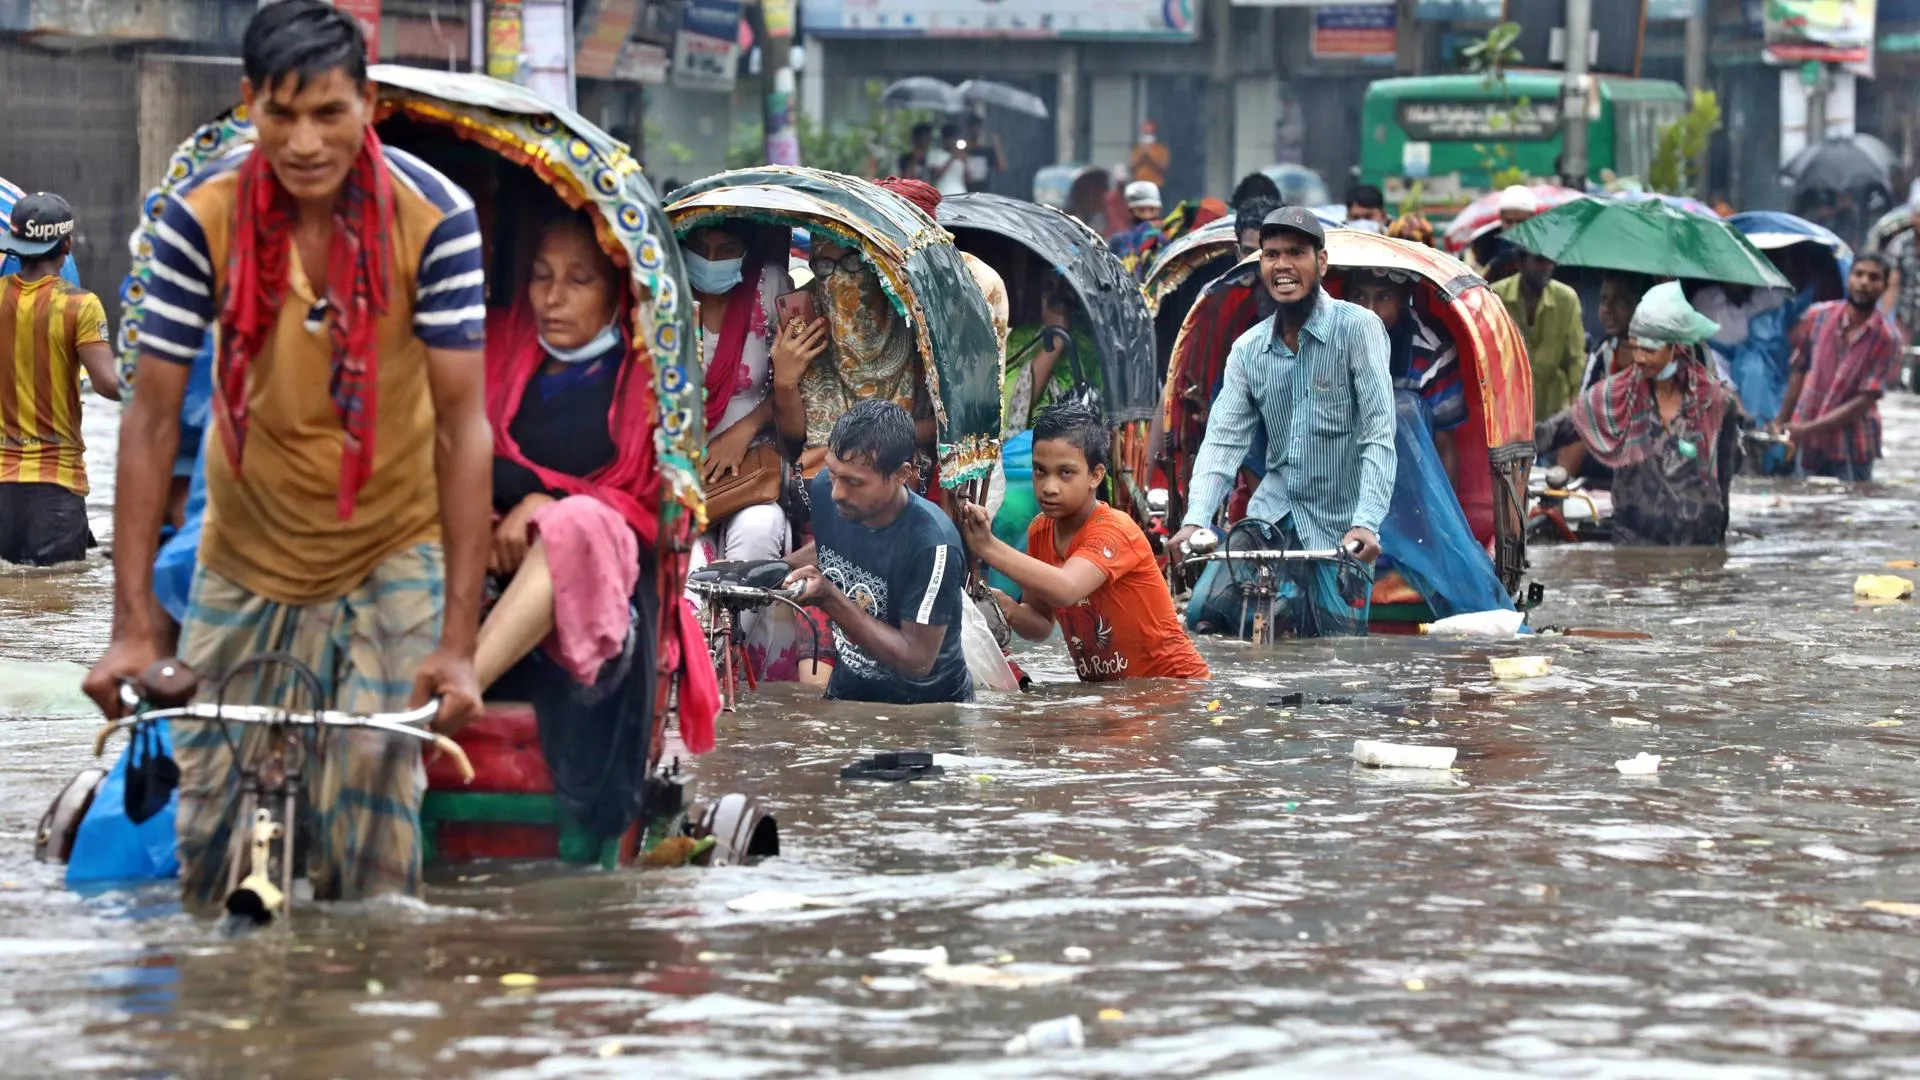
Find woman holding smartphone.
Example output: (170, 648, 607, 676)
(680, 221, 829, 674)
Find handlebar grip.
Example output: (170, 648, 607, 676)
(92, 720, 118, 758)
(432, 734, 476, 785)
(138, 659, 198, 710)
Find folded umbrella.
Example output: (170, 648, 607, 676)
(1502, 197, 1790, 290)
(956, 79, 1048, 119)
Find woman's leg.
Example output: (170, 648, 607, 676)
(475, 539, 556, 690)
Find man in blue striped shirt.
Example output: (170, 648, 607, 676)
(82, 1, 493, 904)
(1170, 207, 1396, 638)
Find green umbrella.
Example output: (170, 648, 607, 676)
(1502, 197, 1791, 290)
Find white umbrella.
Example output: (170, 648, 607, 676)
(881, 77, 965, 113)
(957, 79, 1048, 119)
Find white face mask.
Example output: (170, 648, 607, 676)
(1655, 359, 1679, 381)
(541, 320, 620, 365)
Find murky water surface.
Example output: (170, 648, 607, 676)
(2, 398, 1919, 1077)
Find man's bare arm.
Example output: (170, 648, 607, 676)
(424, 346, 492, 656)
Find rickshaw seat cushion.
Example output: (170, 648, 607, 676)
(1370, 571, 1423, 607)
(428, 702, 556, 794)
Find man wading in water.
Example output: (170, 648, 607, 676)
(82, 0, 492, 906)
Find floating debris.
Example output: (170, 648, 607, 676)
(1352, 739, 1458, 770)
(725, 891, 845, 913)
(871, 946, 949, 966)
(1490, 656, 1552, 680)
(1853, 575, 1914, 600)
(1615, 753, 1663, 776)
(923, 963, 1077, 990)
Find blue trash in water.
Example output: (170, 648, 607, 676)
(67, 721, 180, 885)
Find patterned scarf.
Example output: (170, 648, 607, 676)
(218, 130, 394, 521)
(1570, 349, 1732, 474)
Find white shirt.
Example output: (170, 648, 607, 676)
(924, 147, 969, 198)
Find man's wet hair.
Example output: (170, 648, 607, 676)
(830, 399, 917, 477)
(1235, 196, 1281, 241)
(1031, 401, 1109, 472)
(1346, 184, 1385, 212)
(1230, 172, 1282, 211)
(244, 0, 369, 94)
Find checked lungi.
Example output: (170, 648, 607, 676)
(172, 543, 445, 908)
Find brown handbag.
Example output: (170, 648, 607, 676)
(703, 441, 785, 524)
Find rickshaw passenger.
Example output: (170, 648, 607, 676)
(1236, 196, 1280, 259)
(681, 221, 819, 567)
(1537, 282, 1743, 546)
(473, 213, 660, 697)
(1347, 268, 1466, 484)
(775, 235, 935, 465)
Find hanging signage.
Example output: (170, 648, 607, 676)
(801, 0, 1196, 41)
(1396, 99, 1561, 142)
(576, 0, 642, 79)
(487, 0, 525, 81)
(612, 41, 670, 83)
(334, 0, 381, 60)
(1765, 0, 1877, 65)
(1312, 4, 1395, 59)
(674, 0, 741, 90)
(765, 0, 796, 39)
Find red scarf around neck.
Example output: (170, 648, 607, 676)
(701, 257, 764, 433)
(218, 129, 394, 521)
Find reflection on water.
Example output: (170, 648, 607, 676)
(2, 398, 1920, 1075)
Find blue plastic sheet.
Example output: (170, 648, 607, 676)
(1379, 390, 1512, 618)
(153, 344, 214, 623)
(67, 722, 180, 885)
(988, 429, 1035, 599)
(1712, 286, 1816, 475)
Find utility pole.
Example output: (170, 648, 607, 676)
(1683, 0, 1708, 196)
(1560, 0, 1592, 187)
(1204, 0, 1234, 198)
(758, 0, 800, 165)
(1805, 61, 1832, 146)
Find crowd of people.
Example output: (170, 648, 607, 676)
(0, 1, 1911, 908)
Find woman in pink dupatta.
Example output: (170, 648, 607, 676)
(472, 213, 720, 752)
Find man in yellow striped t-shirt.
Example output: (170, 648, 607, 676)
(0, 191, 121, 564)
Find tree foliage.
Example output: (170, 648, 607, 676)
(1647, 90, 1721, 197)
(727, 82, 934, 176)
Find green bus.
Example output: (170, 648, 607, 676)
(1360, 73, 1688, 215)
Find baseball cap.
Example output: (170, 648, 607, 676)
(1, 192, 74, 257)
(1124, 180, 1162, 209)
(1259, 205, 1326, 248)
(1497, 184, 1538, 215)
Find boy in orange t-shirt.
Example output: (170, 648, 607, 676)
(959, 403, 1209, 682)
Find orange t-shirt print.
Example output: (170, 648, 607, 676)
(1027, 503, 1209, 682)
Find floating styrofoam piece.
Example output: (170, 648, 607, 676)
(922, 964, 1078, 990)
(1489, 655, 1552, 680)
(871, 946, 949, 966)
(1854, 574, 1914, 600)
(1610, 717, 1654, 728)
(1352, 739, 1458, 770)
(1422, 609, 1527, 638)
(1615, 753, 1662, 775)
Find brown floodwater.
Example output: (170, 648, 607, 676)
(2, 396, 1919, 1077)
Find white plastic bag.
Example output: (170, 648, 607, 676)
(960, 598, 1020, 691)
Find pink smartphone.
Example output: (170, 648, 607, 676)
(776, 289, 815, 327)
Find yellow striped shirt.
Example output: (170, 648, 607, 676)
(0, 274, 106, 495)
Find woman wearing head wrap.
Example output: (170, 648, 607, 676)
(1535, 281, 1745, 546)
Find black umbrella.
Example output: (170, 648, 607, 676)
(1780, 133, 1898, 193)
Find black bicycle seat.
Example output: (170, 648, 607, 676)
(689, 558, 792, 590)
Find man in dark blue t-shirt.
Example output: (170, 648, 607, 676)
(783, 399, 973, 704)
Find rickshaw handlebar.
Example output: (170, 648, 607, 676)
(686, 579, 809, 606)
(98, 690, 473, 784)
(1182, 548, 1345, 567)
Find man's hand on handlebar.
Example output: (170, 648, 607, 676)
(412, 647, 482, 735)
(84, 636, 163, 720)
(783, 564, 833, 607)
(1342, 526, 1381, 564)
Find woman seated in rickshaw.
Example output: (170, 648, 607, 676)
(774, 232, 936, 472)
(473, 211, 668, 695)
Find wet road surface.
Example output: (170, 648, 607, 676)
(0, 396, 1918, 1077)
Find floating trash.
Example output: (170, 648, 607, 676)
(1615, 753, 1662, 776)
(1490, 656, 1552, 680)
(1853, 575, 1914, 600)
(1352, 739, 1458, 770)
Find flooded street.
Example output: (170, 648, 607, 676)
(2, 397, 1919, 1077)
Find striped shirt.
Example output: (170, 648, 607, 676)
(1394, 309, 1468, 433)
(135, 144, 487, 604)
(0, 274, 107, 494)
(0, 178, 80, 285)
(1183, 289, 1397, 549)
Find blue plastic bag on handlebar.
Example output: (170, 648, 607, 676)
(67, 721, 180, 884)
